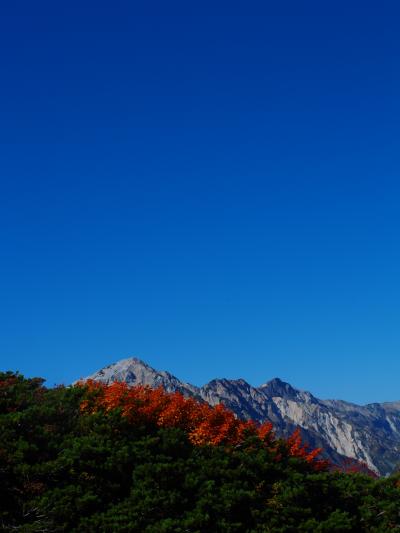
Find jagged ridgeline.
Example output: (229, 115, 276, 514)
(82, 357, 400, 476)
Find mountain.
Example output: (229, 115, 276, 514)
(83, 357, 199, 397)
(80, 357, 400, 476)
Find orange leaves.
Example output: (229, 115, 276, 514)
(258, 421, 274, 442)
(287, 428, 306, 457)
(190, 403, 243, 446)
(80, 381, 254, 446)
(157, 393, 204, 431)
(78, 381, 326, 470)
(286, 428, 328, 470)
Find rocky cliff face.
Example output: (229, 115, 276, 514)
(81, 357, 400, 476)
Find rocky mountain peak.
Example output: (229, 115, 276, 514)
(78, 357, 400, 476)
(84, 357, 199, 396)
(259, 377, 299, 399)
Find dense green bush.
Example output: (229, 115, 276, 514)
(1, 371, 399, 532)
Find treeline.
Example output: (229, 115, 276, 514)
(1, 372, 400, 532)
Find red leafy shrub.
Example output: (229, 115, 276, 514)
(78, 380, 328, 470)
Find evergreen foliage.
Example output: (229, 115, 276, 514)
(1, 371, 399, 532)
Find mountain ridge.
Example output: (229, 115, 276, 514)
(79, 356, 400, 476)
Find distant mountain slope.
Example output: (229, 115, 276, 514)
(84, 357, 199, 397)
(81, 357, 400, 476)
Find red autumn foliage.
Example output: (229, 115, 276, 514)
(332, 456, 378, 478)
(78, 380, 328, 470)
(286, 428, 324, 464)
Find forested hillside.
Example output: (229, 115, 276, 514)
(1, 371, 400, 532)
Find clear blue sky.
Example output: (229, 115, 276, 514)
(1, 4, 399, 404)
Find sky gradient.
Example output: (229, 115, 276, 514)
(1, 5, 400, 404)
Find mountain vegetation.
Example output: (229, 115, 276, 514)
(1, 371, 400, 532)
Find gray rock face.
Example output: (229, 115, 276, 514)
(82, 357, 199, 397)
(81, 357, 400, 476)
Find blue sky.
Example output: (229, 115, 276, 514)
(1, 5, 399, 403)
